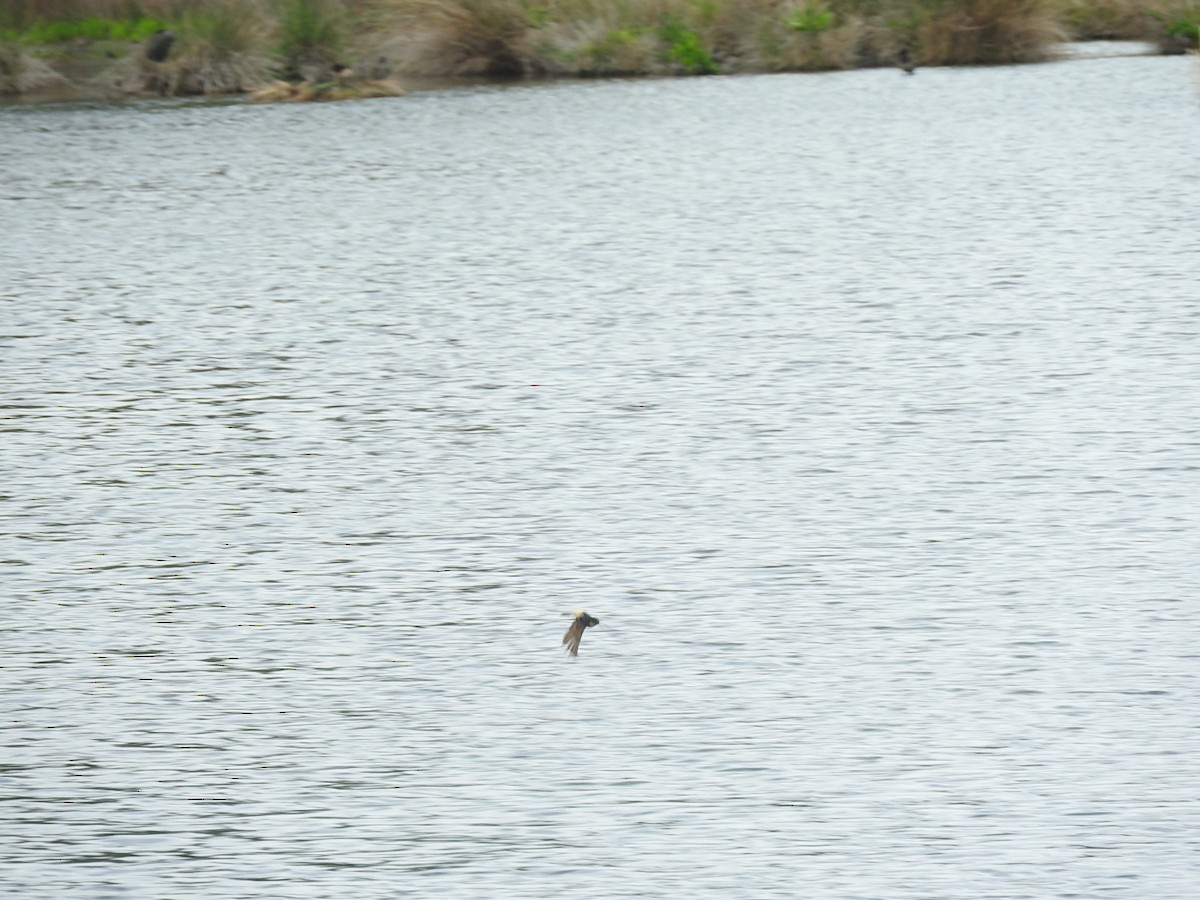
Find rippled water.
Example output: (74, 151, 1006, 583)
(3, 53, 1199, 898)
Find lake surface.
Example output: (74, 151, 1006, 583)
(2, 52, 1199, 898)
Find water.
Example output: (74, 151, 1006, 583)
(2, 53, 1199, 898)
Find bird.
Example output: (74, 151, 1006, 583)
(562, 611, 600, 656)
(144, 29, 176, 63)
(896, 47, 916, 75)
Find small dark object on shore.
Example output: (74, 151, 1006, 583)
(896, 47, 915, 74)
(563, 611, 600, 656)
(145, 30, 176, 63)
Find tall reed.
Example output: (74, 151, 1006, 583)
(913, 0, 1067, 64)
(277, 0, 349, 78)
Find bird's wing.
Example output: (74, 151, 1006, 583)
(562, 617, 585, 656)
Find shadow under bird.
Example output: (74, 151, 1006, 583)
(562, 611, 599, 656)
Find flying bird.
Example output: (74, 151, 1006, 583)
(562, 611, 599, 656)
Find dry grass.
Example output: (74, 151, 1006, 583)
(369, 0, 1072, 76)
(0, 42, 73, 93)
(371, 0, 779, 76)
(1061, 0, 1159, 36)
(91, 1, 273, 94)
(371, 0, 533, 75)
(914, 0, 1067, 65)
(3, 0, 1195, 98)
(248, 74, 405, 100)
(742, 6, 869, 72)
(1060, 0, 1196, 47)
(95, 49, 274, 95)
(1145, 0, 1200, 50)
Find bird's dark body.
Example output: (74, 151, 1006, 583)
(562, 611, 600, 656)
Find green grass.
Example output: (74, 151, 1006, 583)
(659, 18, 720, 73)
(1153, 2, 1200, 45)
(787, 4, 838, 33)
(2, 16, 166, 44)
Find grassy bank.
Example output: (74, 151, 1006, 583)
(2, 0, 1197, 98)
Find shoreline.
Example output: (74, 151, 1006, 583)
(0, 39, 1170, 108)
(5, 0, 1195, 106)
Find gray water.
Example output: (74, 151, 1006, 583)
(2, 52, 1199, 898)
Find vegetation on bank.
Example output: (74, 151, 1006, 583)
(1, 0, 1197, 98)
